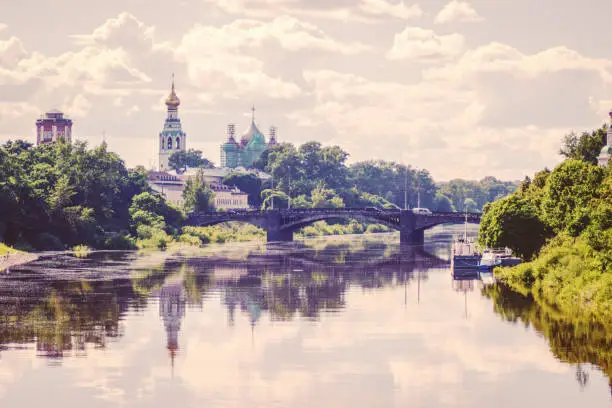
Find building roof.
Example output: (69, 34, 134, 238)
(148, 171, 182, 182)
(210, 183, 247, 194)
(164, 167, 272, 182)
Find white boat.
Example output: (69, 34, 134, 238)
(477, 248, 521, 271)
(451, 213, 481, 274)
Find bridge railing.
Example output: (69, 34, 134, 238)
(187, 208, 481, 218)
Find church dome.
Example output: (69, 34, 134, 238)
(241, 120, 265, 146)
(165, 78, 180, 109)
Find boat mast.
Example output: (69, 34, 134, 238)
(463, 211, 468, 241)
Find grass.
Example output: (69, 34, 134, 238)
(0, 243, 22, 255)
(494, 233, 612, 321)
(72, 244, 92, 258)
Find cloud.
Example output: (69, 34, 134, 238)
(358, 0, 423, 20)
(0, 102, 40, 121)
(421, 42, 612, 128)
(434, 0, 483, 24)
(175, 15, 369, 99)
(0, 37, 28, 69)
(64, 94, 92, 117)
(0, 23, 7, 33)
(205, 0, 423, 22)
(425, 42, 612, 82)
(386, 27, 465, 61)
(72, 12, 156, 50)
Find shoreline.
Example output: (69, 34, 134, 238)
(0, 253, 40, 272)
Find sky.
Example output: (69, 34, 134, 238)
(1, 0, 611, 181)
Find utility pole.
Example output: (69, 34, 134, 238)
(404, 167, 408, 210)
(416, 168, 421, 208)
(288, 172, 292, 209)
(270, 177, 274, 210)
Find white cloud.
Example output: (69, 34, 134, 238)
(0, 36, 28, 69)
(425, 42, 612, 82)
(434, 0, 483, 24)
(175, 15, 369, 99)
(358, 0, 423, 20)
(0, 101, 39, 120)
(206, 0, 424, 22)
(63, 94, 92, 117)
(386, 27, 465, 61)
(0, 23, 7, 33)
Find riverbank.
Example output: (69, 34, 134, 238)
(0, 252, 40, 272)
(493, 233, 612, 321)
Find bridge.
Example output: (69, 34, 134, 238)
(186, 208, 481, 244)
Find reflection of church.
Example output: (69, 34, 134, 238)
(160, 278, 186, 369)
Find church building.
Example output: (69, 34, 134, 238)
(598, 109, 612, 167)
(220, 106, 278, 169)
(158, 76, 187, 171)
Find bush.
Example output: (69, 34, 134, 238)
(33, 233, 64, 251)
(179, 233, 202, 247)
(72, 244, 92, 257)
(104, 233, 137, 250)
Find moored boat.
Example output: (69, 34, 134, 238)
(451, 213, 481, 276)
(477, 248, 521, 271)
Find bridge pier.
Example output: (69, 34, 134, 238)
(399, 210, 424, 245)
(267, 228, 293, 242)
(265, 211, 294, 242)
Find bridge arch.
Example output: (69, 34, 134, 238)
(186, 209, 480, 244)
(281, 213, 400, 232)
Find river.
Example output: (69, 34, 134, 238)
(0, 225, 610, 407)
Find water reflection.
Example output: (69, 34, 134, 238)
(0, 230, 610, 407)
(483, 283, 612, 396)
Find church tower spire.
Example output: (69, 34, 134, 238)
(158, 74, 187, 171)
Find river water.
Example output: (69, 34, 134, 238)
(0, 225, 610, 407)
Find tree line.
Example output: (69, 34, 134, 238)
(0, 138, 517, 250)
(209, 141, 518, 212)
(478, 123, 611, 322)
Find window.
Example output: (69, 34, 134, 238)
(176, 137, 180, 149)
(167, 137, 172, 150)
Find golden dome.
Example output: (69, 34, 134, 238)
(165, 76, 180, 109)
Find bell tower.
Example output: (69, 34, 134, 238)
(159, 74, 187, 171)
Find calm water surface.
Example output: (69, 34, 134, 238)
(0, 225, 610, 407)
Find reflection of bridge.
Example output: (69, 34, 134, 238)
(187, 208, 481, 244)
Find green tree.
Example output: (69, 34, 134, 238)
(168, 149, 214, 173)
(479, 195, 551, 260)
(222, 172, 262, 206)
(540, 159, 605, 235)
(182, 170, 214, 213)
(311, 185, 345, 208)
(560, 126, 607, 165)
(434, 193, 455, 212)
(260, 189, 289, 209)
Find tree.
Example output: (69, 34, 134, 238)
(168, 149, 214, 173)
(311, 185, 345, 208)
(540, 159, 605, 235)
(182, 170, 214, 213)
(464, 198, 478, 213)
(223, 172, 263, 207)
(479, 195, 551, 260)
(260, 189, 289, 209)
(434, 193, 455, 212)
(559, 126, 606, 165)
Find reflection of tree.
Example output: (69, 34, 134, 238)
(483, 284, 612, 395)
(0, 279, 140, 361)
